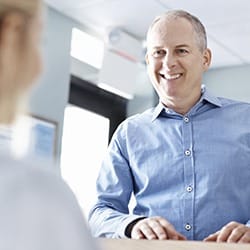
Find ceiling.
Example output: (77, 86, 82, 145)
(44, 0, 250, 69)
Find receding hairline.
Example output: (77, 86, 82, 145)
(146, 10, 207, 52)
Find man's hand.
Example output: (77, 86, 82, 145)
(204, 221, 250, 243)
(131, 216, 187, 240)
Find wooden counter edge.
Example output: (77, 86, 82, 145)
(98, 238, 250, 250)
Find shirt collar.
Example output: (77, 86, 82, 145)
(151, 85, 222, 122)
(200, 85, 222, 108)
(151, 103, 165, 122)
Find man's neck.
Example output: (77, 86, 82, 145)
(162, 92, 202, 115)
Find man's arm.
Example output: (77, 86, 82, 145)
(89, 205, 145, 238)
(88, 123, 145, 238)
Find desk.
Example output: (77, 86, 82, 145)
(99, 238, 250, 250)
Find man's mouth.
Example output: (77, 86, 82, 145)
(159, 73, 182, 80)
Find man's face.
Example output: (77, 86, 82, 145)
(146, 17, 211, 109)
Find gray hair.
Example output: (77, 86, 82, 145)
(147, 10, 207, 52)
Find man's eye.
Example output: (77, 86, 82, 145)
(152, 50, 166, 58)
(177, 49, 188, 55)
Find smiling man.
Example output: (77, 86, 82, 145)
(89, 10, 250, 243)
(145, 13, 211, 115)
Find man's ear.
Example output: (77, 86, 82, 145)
(202, 48, 212, 71)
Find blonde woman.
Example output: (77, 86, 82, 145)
(0, 1, 99, 249)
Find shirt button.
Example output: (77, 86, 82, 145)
(183, 116, 189, 123)
(184, 150, 191, 156)
(186, 186, 193, 192)
(185, 223, 192, 231)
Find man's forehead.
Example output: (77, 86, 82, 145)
(146, 17, 195, 46)
(150, 16, 192, 33)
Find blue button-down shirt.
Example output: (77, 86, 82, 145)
(89, 87, 250, 240)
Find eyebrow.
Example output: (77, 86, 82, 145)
(175, 44, 190, 48)
(150, 44, 190, 50)
(150, 46, 164, 50)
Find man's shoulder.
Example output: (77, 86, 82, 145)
(122, 106, 156, 126)
(113, 106, 157, 138)
(212, 97, 250, 120)
(217, 96, 250, 109)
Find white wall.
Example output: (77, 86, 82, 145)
(204, 64, 250, 103)
(28, 7, 75, 167)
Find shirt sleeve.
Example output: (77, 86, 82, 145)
(88, 122, 144, 238)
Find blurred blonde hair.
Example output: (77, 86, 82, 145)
(0, 0, 39, 18)
(0, 0, 41, 124)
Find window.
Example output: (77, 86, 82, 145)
(69, 75, 127, 141)
(60, 106, 109, 218)
(60, 75, 127, 218)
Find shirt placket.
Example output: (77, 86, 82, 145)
(182, 115, 195, 239)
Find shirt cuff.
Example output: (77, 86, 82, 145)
(246, 220, 250, 227)
(116, 215, 147, 238)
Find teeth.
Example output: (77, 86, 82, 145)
(161, 73, 181, 80)
(165, 74, 181, 80)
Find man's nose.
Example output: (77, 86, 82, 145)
(162, 53, 176, 69)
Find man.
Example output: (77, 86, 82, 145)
(89, 10, 250, 243)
